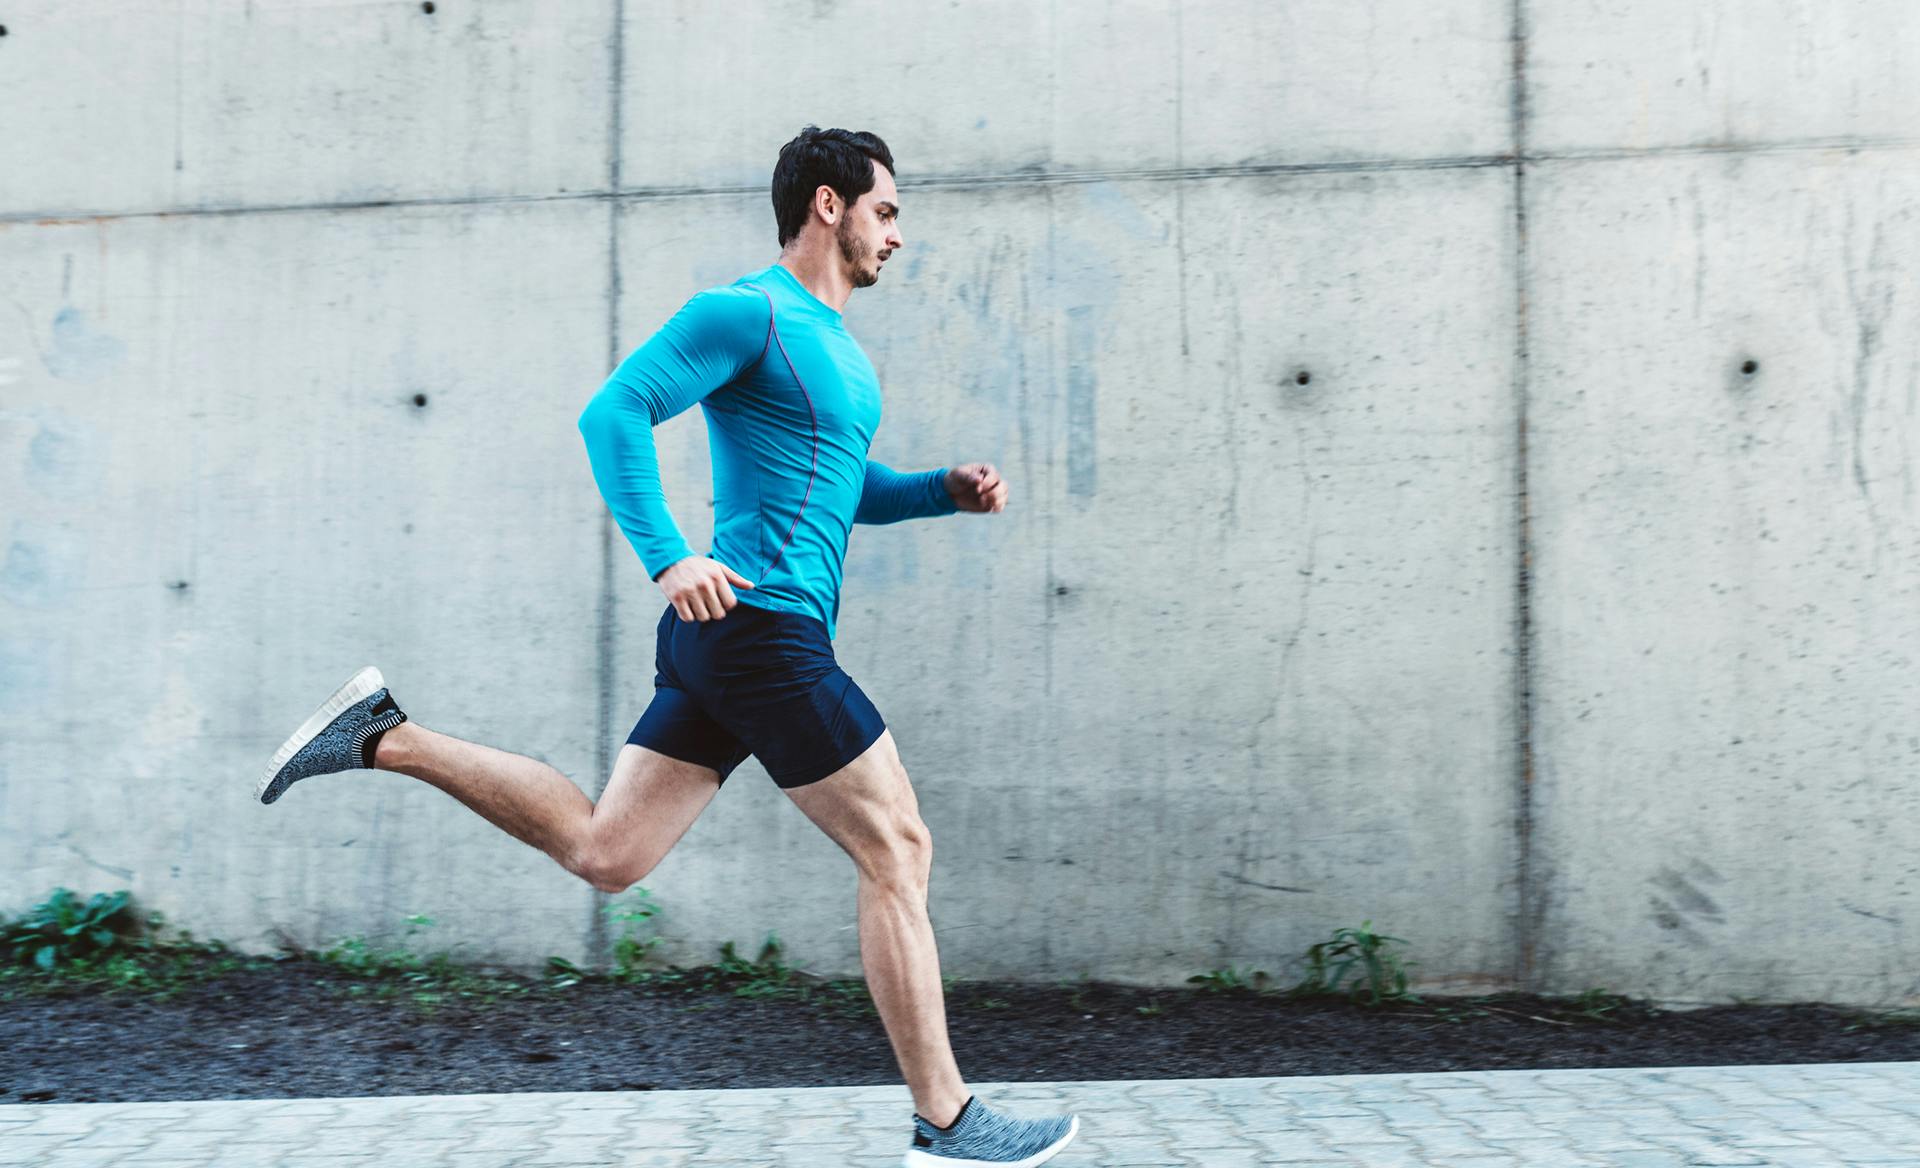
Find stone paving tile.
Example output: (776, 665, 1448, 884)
(1751, 1153, 1852, 1168)
(1639, 1132, 1774, 1165)
(5, 1062, 1920, 1166)
(1365, 1098, 1459, 1129)
(1601, 1153, 1692, 1168)
(1297, 1114, 1414, 1144)
(1397, 1124, 1504, 1157)
(33, 1153, 149, 1168)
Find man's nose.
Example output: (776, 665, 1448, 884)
(887, 226, 904, 249)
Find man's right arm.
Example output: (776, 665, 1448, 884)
(576, 286, 772, 580)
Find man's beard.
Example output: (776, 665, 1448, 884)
(837, 218, 881, 288)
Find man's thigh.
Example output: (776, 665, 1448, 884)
(781, 729, 926, 870)
(587, 743, 724, 877)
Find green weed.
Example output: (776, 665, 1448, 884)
(608, 888, 663, 980)
(309, 914, 529, 1012)
(545, 908, 877, 1019)
(1567, 987, 1630, 1022)
(1843, 1007, 1920, 1032)
(1187, 966, 1271, 995)
(0, 889, 248, 1000)
(1287, 920, 1422, 1007)
(3, 888, 138, 971)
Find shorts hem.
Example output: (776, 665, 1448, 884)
(625, 738, 746, 783)
(766, 722, 887, 790)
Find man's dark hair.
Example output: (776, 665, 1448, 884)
(772, 126, 895, 247)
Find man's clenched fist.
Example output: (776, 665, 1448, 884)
(945, 463, 1008, 513)
(657, 556, 754, 622)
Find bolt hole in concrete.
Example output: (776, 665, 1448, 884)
(1741, 359, 1759, 375)
(1295, 371, 1311, 385)
(412, 393, 428, 407)
(421, 1, 435, 13)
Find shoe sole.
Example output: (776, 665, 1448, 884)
(900, 1116, 1078, 1168)
(255, 665, 386, 803)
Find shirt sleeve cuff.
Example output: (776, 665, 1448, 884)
(927, 468, 960, 515)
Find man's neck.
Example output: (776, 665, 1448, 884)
(775, 250, 853, 313)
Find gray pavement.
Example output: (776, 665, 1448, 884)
(2, 1062, 1917, 1167)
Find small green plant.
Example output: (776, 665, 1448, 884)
(545, 954, 592, 989)
(546, 888, 672, 989)
(310, 914, 528, 1010)
(1187, 966, 1270, 994)
(0, 889, 248, 999)
(1288, 920, 1422, 1007)
(2, 888, 138, 971)
(1135, 995, 1164, 1017)
(1843, 1007, 1920, 1032)
(712, 933, 798, 998)
(317, 913, 440, 978)
(1568, 987, 1629, 1023)
(607, 889, 664, 981)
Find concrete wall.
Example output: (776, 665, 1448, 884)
(2, 0, 1915, 1007)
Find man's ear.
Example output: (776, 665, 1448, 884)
(813, 184, 839, 225)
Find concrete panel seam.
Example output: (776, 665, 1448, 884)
(1531, 135, 1920, 167)
(1509, 0, 1539, 991)
(12, 137, 1920, 223)
(587, 0, 628, 967)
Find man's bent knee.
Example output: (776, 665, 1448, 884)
(570, 848, 654, 895)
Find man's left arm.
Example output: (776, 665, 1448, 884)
(854, 460, 1007, 524)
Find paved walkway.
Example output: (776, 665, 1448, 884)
(2, 1062, 1917, 1167)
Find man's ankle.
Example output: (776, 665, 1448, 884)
(918, 1093, 974, 1131)
(370, 720, 413, 770)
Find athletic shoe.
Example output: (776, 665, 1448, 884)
(905, 1095, 1079, 1167)
(256, 666, 408, 805)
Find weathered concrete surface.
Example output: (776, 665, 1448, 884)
(3, 0, 1919, 1004)
(622, 0, 1514, 189)
(1527, 0, 1920, 152)
(1525, 148, 1920, 1004)
(0, 1, 615, 217)
(0, 201, 611, 966)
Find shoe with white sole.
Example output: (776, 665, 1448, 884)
(256, 666, 407, 805)
(905, 1096, 1079, 1167)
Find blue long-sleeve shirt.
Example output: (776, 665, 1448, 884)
(577, 262, 957, 638)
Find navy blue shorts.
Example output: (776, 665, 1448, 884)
(625, 601, 887, 788)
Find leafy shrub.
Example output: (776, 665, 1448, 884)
(2, 888, 138, 971)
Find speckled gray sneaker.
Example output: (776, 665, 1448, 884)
(905, 1095, 1079, 1167)
(255, 666, 407, 805)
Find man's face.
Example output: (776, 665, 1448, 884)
(834, 163, 903, 289)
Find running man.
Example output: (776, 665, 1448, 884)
(255, 126, 1080, 1167)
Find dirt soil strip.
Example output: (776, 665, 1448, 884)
(5, 966, 1917, 1105)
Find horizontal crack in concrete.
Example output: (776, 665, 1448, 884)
(9, 135, 1919, 225)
